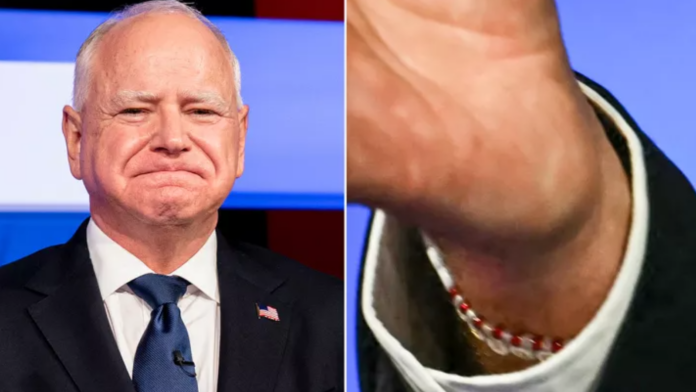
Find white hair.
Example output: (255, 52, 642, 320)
(72, 0, 243, 111)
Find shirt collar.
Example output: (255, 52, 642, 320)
(87, 219, 219, 303)
(171, 232, 219, 303)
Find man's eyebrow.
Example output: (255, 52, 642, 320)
(109, 90, 231, 111)
(180, 91, 231, 111)
(111, 90, 160, 106)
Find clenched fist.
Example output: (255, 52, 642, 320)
(347, 0, 623, 251)
(348, 0, 633, 347)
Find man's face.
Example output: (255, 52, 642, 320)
(63, 13, 247, 225)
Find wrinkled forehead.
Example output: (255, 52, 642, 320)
(90, 13, 235, 102)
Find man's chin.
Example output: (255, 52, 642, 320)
(133, 197, 206, 226)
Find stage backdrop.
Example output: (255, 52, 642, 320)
(347, 1, 696, 390)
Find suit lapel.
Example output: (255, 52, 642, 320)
(216, 236, 292, 392)
(25, 220, 135, 392)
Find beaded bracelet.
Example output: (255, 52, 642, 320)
(422, 233, 567, 361)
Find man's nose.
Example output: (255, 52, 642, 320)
(150, 109, 192, 155)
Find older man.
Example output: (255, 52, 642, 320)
(349, 0, 696, 391)
(0, 2, 343, 392)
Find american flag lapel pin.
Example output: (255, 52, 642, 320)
(256, 303, 280, 321)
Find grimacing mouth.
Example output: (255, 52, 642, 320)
(133, 161, 207, 179)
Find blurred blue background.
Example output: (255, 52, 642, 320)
(346, 1, 696, 390)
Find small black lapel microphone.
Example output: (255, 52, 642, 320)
(173, 350, 197, 377)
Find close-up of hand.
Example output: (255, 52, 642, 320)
(347, 0, 623, 252)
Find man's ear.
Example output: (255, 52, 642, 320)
(62, 105, 83, 180)
(235, 105, 249, 178)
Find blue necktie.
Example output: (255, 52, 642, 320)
(128, 274, 199, 392)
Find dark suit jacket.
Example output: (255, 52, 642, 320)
(357, 75, 696, 391)
(0, 221, 343, 392)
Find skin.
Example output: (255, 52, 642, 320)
(62, 12, 249, 274)
(347, 0, 631, 372)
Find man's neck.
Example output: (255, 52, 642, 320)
(90, 209, 218, 275)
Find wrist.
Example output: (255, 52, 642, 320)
(431, 114, 631, 339)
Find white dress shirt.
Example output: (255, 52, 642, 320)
(361, 80, 651, 392)
(86, 220, 221, 392)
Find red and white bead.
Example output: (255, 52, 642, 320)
(448, 287, 565, 361)
(424, 233, 569, 360)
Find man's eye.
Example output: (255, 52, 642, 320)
(191, 109, 216, 116)
(121, 108, 146, 115)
